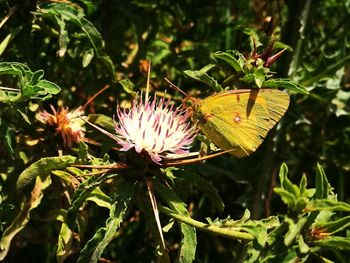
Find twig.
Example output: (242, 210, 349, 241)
(0, 6, 18, 30)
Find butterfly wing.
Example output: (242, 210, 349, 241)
(195, 89, 290, 158)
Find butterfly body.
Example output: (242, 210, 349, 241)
(186, 89, 290, 157)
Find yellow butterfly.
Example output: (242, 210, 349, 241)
(184, 89, 290, 157)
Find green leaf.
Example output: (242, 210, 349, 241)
(274, 188, 296, 208)
(184, 70, 222, 92)
(0, 26, 22, 56)
(82, 49, 95, 67)
(0, 117, 15, 156)
(253, 68, 268, 88)
(88, 114, 115, 132)
(77, 180, 134, 263)
(262, 78, 308, 94)
(317, 215, 350, 235)
(66, 173, 121, 230)
(284, 217, 307, 247)
(0, 175, 52, 260)
(315, 163, 329, 199)
(35, 3, 115, 77)
(278, 163, 300, 199)
(154, 181, 197, 263)
(57, 212, 74, 263)
(16, 156, 77, 191)
(78, 141, 89, 161)
(240, 224, 267, 247)
(298, 235, 310, 254)
(306, 199, 350, 212)
(118, 79, 135, 94)
(313, 236, 350, 250)
(86, 187, 112, 209)
(0, 62, 61, 103)
(213, 51, 245, 72)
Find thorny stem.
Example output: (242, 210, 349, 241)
(146, 178, 166, 249)
(71, 163, 129, 169)
(158, 205, 254, 241)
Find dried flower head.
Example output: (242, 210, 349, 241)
(39, 105, 86, 147)
(114, 94, 196, 164)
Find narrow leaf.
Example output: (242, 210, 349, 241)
(66, 173, 120, 230)
(16, 156, 77, 191)
(154, 181, 196, 263)
(263, 78, 308, 94)
(77, 180, 134, 263)
(315, 163, 329, 199)
(0, 175, 52, 260)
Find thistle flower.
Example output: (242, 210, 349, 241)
(39, 105, 86, 147)
(114, 94, 196, 164)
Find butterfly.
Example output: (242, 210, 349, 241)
(183, 88, 290, 158)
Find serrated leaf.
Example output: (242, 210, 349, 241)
(184, 70, 222, 91)
(0, 62, 61, 103)
(77, 180, 134, 263)
(0, 175, 52, 260)
(16, 156, 77, 191)
(240, 224, 267, 247)
(35, 3, 115, 77)
(154, 181, 196, 263)
(263, 79, 308, 94)
(66, 173, 121, 230)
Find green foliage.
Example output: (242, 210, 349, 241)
(0, 62, 61, 103)
(0, 0, 349, 262)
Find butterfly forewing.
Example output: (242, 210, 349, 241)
(194, 89, 290, 158)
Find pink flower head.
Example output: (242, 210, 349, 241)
(39, 105, 86, 147)
(114, 94, 196, 164)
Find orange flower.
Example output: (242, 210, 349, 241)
(39, 105, 86, 147)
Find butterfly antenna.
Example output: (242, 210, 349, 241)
(163, 149, 237, 167)
(81, 84, 111, 110)
(164, 78, 188, 97)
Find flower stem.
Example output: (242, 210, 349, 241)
(158, 205, 254, 241)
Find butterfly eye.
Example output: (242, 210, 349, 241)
(182, 97, 195, 108)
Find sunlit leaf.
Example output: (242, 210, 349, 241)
(77, 180, 134, 263)
(154, 181, 197, 263)
(0, 175, 52, 260)
(16, 156, 77, 191)
(184, 70, 222, 91)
